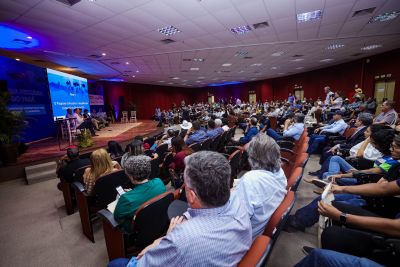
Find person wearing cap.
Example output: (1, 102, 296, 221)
(108, 151, 252, 267)
(308, 110, 347, 154)
(266, 113, 305, 141)
(184, 120, 207, 145)
(114, 155, 166, 232)
(57, 147, 90, 185)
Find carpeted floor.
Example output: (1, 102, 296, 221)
(0, 127, 322, 267)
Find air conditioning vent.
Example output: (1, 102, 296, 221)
(161, 39, 175, 44)
(182, 58, 192, 61)
(253, 21, 269, 29)
(243, 56, 253, 59)
(292, 54, 304, 58)
(55, 0, 81, 6)
(352, 7, 375, 17)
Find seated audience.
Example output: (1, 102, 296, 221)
(286, 132, 400, 232)
(57, 146, 90, 184)
(266, 113, 305, 141)
(121, 139, 144, 167)
(238, 117, 259, 145)
(107, 140, 124, 160)
(295, 249, 383, 267)
(184, 120, 207, 145)
(205, 119, 224, 139)
(83, 148, 121, 195)
(108, 151, 252, 267)
(234, 134, 287, 239)
(374, 100, 398, 125)
(114, 155, 166, 232)
(308, 110, 347, 154)
(168, 136, 194, 174)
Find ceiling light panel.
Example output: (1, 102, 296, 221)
(320, 58, 334, 62)
(297, 10, 322, 23)
(193, 58, 205, 62)
(230, 25, 252, 35)
(369, 11, 400, 23)
(222, 63, 232, 67)
(327, 44, 345, 50)
(158, 25, 181, 36)
(190, 67, 199, 71)
(361, 44, 382, 50)
(271, 51, 284, 57)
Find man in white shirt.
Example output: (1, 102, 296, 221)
(324, 86, 334, 106)
(234, 134, 287, 239)
(308, 110, 348, 154)
(267, 113, 305, 141)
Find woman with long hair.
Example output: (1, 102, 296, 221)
(83, 148, 121, 194)
(107, 140, 124, 159)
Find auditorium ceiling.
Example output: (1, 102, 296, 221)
(0, 0, 400, 87)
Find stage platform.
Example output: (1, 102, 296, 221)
(0, 120, 162, 182)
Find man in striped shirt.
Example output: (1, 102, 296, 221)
(108, 151, 252, 267)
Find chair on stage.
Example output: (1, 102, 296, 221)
(73, 170, 130, 242)
(121, 111, 129, 123)
(130, 111, 137, 123)
(97, 192, 174, 260)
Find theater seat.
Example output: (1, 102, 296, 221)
(73, 170, 130, 242)
(263, 191, 295, 239)
(286, 167, 303, 190)
(98, 192, 174, 260)
(238, 235, 272, 267)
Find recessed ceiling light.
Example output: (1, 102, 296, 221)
(88, 0, 96, 2)
(159, 81, 165, 83)
(172, 77, 180, 80)
(125, 62, 129, 65)
(101, 52, 106, 56)
(230, 25, 252, 35)
(271, 66, 278, 70)
(132, 75, 135, 78)
(222, 63, 232, 67)
(296, 67, 304, 70)
(291, 58, 304, 62)
(251, 63, 262, 66)
(297, 10, 322, 23)
(158, 25, 181, 36)
(193, 58, 205, 62)
(369, 11, 400, 23)
(320, 58, 334, 62)
(327, 44, 345, 50)
(271, 51, 284, 57)
(136, 70, 139, 73)
(26, 36, 32, 39)
(190, 67, 200, 71)
(361, 44, 382, 51)
(15, 58, 20, 61)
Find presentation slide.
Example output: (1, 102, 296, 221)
(47, 68, 90, 120)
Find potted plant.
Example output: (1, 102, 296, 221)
(0, 91, 26, 164)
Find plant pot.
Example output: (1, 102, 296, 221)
(0, 143, 19, 164)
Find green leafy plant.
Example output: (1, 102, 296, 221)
(78, 129, 93, 148)
(0, 92, 26, 145)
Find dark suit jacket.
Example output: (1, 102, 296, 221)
(340, 126, 367, 150)
(57, 158, 90, 183)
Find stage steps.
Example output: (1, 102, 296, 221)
(25, 161, 57, 184)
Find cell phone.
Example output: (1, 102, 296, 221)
(116, 186, 125, 196)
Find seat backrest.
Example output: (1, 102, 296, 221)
(314, 109, 322, 123)
(294, 152, 308, 168)
(156, 143, 169, 161)
(80, 151, 92, 159)
(73, 165, 90, 183)
(93, 170, 130, 208)
(281, 158, 293, 178)
(149, 157, 160, 179)
(200, 138, 212, 151)
(344, 126, 356, 139)
(237, 235, 272, 267)
(189, 142, 201, 152)
(132, 192, 174, 248)
(229, 150, 242, 186)
(263, 191, 295, 239)
(210, 135, 221, 151)
(269, 116, 277, 130)
(286, 167, 303, 190)
(217, 131, 229, 151)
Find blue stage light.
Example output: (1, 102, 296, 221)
(0, 25, 39, 49)
(208, 81, 244, 87)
